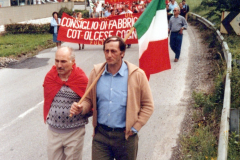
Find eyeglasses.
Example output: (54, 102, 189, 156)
(173, 10, 177, 11)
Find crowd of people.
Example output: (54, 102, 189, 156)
(50, 0, 189, 61)
(89, 0, 150, 18)
(50, 0, 152, 49)
(166, 0, 189, 21)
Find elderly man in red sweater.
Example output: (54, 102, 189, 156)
(43, 46, 89, 160)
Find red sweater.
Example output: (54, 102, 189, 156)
(43, 64, 88, 122)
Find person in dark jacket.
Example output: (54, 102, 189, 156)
(182, 0, 190, 20)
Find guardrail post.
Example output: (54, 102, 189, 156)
(230, 108, 239, 135)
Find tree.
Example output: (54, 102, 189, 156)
(201, 0, 240, 12)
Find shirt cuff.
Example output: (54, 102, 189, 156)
(131, 127, 138, 133)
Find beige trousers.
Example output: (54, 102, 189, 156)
(47, 126, 85, 160)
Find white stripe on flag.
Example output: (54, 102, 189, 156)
(139, 9, 168, 58)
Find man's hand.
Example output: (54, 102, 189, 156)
(129, 130, 137, 136)
(179, 28, 184, 34)
(70, 102, 83, 116)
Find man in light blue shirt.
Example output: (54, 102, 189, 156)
(169, 0, 179, 12)
(70, 36, 154, 160)
(104, 6, 111, 17)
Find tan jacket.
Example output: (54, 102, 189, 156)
(81, 61, 154, 139)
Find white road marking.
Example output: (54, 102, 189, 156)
(0, 101, 43, 132)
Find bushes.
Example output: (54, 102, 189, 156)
(58, 7, 73, 18)
(5, 23, 50, 34)
(228, 132, 240, 159)
(4, 7, 90, 34)
(59, 7, 89, 18)
(74, 9, 89, 19)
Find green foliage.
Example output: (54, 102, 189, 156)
(0, 34, 55, 57)
(228, 132, 240, 159)
(178, 4, 227, 158)
(5, 23, 50, 34)
(201, 0, 240, 12)
(58, 7, 73, 18)
(192, 91, 207, 108)
(192, 74, 224, 117)
(181, 126, 217, 160)
(199, 0, 240, 28)
(223, 35, 240, 60)
(58, 7, 89, 18)
(74, 9, 90, 18)
(230, 67, 240, 108)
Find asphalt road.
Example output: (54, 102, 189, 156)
(0, 29, 190, 160)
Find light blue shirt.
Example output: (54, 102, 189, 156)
(51, 18, 61, 34)
(104, 11, 111, 17)
(169, 2, 179, 12)
(97, 61, 128, 128)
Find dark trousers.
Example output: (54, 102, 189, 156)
(170, 32, 183, 59)
(92, 125, 138, 160)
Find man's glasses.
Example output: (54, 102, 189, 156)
(173, 10, 177, 11)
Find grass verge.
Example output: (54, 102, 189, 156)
(0, 33, 55, 58)
(178, 19, 225, 159)
(176, 0, 240, 159)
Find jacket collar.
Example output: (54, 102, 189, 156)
(93, 60, 139, 77)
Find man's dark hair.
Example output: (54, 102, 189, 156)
(52, 11, 58, 17)
(182, 0, 186, 2)
(103, 36, 126, 52)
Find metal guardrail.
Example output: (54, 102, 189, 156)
(189, 12, 232, 160)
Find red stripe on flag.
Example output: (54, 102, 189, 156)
(139, 38, 171, 80)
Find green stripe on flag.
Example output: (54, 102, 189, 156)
(133, 0, 166, 39)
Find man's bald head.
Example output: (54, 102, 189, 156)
(55, 47, 75, 79)
(56, 46, 75, 62)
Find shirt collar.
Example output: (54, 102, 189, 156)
(102, 61, 127, 77)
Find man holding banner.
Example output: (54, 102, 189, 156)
(70, 36, 154, 160)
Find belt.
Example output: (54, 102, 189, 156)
(171, 30, 180, 33)
(98, 124, 125, 132)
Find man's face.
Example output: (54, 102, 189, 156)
(104, 41, 124, 67)
(173, 7, 180, 16)
(53, 13, 58, 19)
(182, 1, 186, 5)
(55, 49, 75, 77)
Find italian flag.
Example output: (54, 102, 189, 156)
(134, 0, 171, 80)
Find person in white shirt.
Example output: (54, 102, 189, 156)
(119, 4, 133, 48)
(119, 4, 133, 15)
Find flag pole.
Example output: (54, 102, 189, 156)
(124, 27, 135, 42)
(69, 32, 134, 117)
(69, 67, 104, 117)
